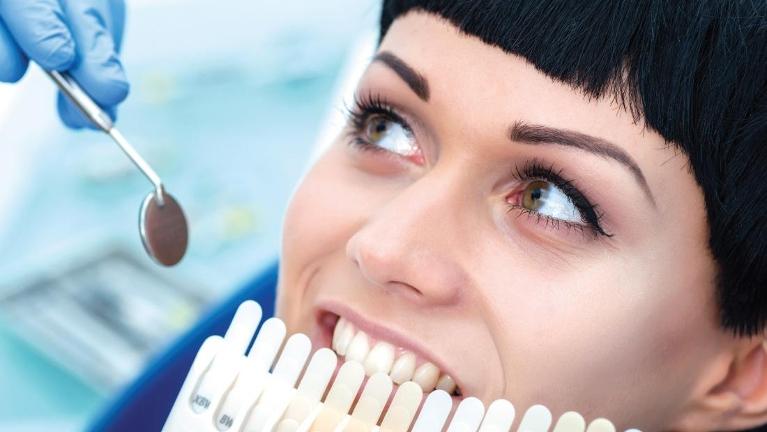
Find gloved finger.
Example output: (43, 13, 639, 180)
(0, 17, 28, 82)
(106, 0, 125, 51)
(57, 90, 117, 129)
(0, 0, 76, 71)
(63, 0, 129, 108)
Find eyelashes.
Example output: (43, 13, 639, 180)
(345, 92, 612, 239)
(345, 92, 411, 140)
(344, 92, 423, 164)
(509, 160, 612, 238)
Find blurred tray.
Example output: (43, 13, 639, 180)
(0, 247, 209, 392)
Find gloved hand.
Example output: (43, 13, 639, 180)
(0, 0, 129, 129)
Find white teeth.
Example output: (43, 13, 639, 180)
(412, 362, 440, 392)
(332, 318, 346, 351)
(332, 318, 355, 356)
(435, 374, 456, 394)
(345, 331, 370, 363)
(364, 342, 396, 375)
(330, 319, 456, 394)
(389, 352, 417, 384)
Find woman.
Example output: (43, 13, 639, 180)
(3, 1, 766, 430)
(276, 2, 767, 431)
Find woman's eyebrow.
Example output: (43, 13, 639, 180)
(510, 121, 657, 206)
(373, 51, 430, 101)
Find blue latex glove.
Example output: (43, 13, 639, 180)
(0, 0, 129, 128)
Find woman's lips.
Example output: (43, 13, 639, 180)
(313, 303, 463, 396)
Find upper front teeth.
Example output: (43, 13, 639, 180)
(331, 317, 457, 394)
(389, 352, 415, 384)
(364, 341, 395, 376)
(345, 332, 370, 363)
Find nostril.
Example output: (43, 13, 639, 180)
(384, 280, 424, 299)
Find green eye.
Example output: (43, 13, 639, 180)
(362, 114, 417, 156)
(365, 114, 390, 143)
(522, 180, 548, 211)
(521, 180, 583, 224)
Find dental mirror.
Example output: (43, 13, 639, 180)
(46, 69, 189, 266)
(139, 188, 188, 266)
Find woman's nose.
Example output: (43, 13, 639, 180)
(345, 176, 467, 305)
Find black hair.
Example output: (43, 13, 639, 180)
(379, 1, 767, 337)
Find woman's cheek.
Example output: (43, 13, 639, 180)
(285, 150, 352, 253)
(278, 145, 366, 311)
(278, 154, 339, 319)
(477, 241, 706, 428)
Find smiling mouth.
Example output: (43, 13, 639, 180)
(319, 311, 463, 397)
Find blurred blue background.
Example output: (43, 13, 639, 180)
(0, 1, 378, 430)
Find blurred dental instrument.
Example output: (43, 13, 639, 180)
(45, 69, 189, 266)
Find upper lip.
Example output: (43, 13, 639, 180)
(316, 299, 464, 393)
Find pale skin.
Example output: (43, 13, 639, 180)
(276, 12, 767, 431)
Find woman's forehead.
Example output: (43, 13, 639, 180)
(377, 13, 646, 136)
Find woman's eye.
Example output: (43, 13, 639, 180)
(361, 114, 418, 157)
(520, 180, 584, 224)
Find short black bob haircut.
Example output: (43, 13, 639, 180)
(380, 1, 767, 337)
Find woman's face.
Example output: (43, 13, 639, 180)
(277, 12, 732, 430)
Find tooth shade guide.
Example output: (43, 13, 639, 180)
(379, 381, 423, 432)
(277, 348, 338, 429)
(240, 334, 312, 432)
(446, 397, 485, 432)
(346, 372, 393, 431)
(212, 322, 286, 428)
(410, 390, 453, 432)
(516, 404, 553, 432)
(295, 348, 337, 401)
(478, 399, 516, 432)
(190, 301, 263, 414)
(552, 411, 586, 432)
(585, 418, 616, 432)
(271, 333, 312, 383)
(309, 361, 366, 431)
(224, 301, 263, 353)
(248, 317, 288, 371)
(162, 300, 641, 432)
(325, 361, 366, 413)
